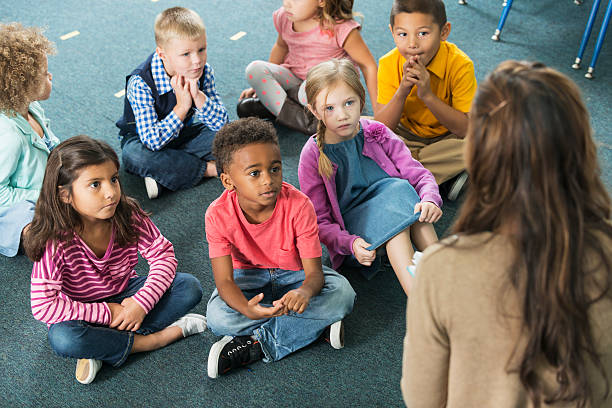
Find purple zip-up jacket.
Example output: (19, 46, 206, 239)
(298, 118, 442, 270)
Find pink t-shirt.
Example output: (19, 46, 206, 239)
(205, 181, 322, 271)
(30, 214, 177, 326)
(273, 7, 360, 80)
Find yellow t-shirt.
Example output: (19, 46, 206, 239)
(377, 41, 477, 138)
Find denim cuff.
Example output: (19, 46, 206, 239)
(253, 328, 272, 363)
(113, 331, 134, 368)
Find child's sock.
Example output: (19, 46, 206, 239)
(407, 251, 424, 277)
(169, 313, 207, 337)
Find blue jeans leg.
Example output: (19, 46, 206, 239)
(47, 273, 203, 367)
(206, 266, 355, 362)
(120, 123, 216, 191)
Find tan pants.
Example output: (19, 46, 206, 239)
(394, 123, 465, 184)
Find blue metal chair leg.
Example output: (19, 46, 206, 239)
(492, 0, 514, 41)
(573, 0, 602, 69)
(586, 0, 612, 78)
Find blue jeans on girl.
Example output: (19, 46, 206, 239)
(47, 273, 203, 367)
(206, 266, 356, 362)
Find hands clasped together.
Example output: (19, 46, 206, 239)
(401, 55, 433, 101)
(171, 74, 207, 115)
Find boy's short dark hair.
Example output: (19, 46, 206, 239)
(213, 117, 279, 173)
(390, 0, 447, 28)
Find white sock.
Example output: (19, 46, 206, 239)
(169, 313, 207, 337)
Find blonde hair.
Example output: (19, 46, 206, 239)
(305, 58, 366, 178)
(318, 0, 362, 32)
(154, 7, 206, 47)
(0, 23, 55, 117)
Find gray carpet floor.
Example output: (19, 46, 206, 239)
(1, 0, 610, 406)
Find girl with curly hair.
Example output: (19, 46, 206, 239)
(0, 23, 60, 257)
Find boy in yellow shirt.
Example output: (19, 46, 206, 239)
(375, 0, 476, 200)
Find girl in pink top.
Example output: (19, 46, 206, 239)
(237, 0, 378, 135)
(25, 135, 206, 385)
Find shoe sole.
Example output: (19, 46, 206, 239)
(329, 321, 344, 349)
(207, 335, 233, 379)
(447, 172, 468, 201)
(75, 359, 101, 384)
(144, 177, 159, 200)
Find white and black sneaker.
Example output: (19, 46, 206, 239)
(322, 320, 345, 349)
(144, 176, 160, 200)
(207, 335, 264, 378)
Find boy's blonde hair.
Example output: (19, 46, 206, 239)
(0, 23, 55, 117)
(305, 59, 366, 179)
(154, 7, 206, 47)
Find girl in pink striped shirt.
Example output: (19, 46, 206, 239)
(24, 135, 206, 384)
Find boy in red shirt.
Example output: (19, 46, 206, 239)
(205, 118, 355, 378)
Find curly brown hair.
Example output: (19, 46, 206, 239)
(212, 118, 279, 174)
(0, 22, 56, 116)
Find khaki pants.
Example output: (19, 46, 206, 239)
(395, 123, 465, 184)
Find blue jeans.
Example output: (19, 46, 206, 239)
(206, 266, 356, 362)
(120, 122, 216, 191)
(47, 273, 203, 367)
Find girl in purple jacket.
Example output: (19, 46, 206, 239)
(298, 59, 442, 296)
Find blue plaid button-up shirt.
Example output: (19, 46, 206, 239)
(126, 52, 228, 151)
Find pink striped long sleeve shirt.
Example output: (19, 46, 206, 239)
(31, 214, 177, 326)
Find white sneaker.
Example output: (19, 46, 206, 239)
(169, 313, 207, 337)
(447, 172, 468, 201)
(75, 358, 102, 384)
(144, 177, 160, 199)
(325, 320, 345, 349)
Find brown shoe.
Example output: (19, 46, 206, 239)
(275, 97, 318, 135)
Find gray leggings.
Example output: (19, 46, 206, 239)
(245, 60, 308, 116)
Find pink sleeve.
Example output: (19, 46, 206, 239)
(133, 216, 178, 314)
(298, 140, 358, 256)
(294, 197, 323, 259)
(30, 241, 111, 325)
(383, 128, 442, 207)
(205, 202, 233, 259)
(334, 18, 361, 48)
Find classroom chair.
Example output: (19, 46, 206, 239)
(572, 0, 612, 78)
(457, 0, 584, 42)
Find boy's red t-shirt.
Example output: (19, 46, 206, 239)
(205, 182, 322, 271)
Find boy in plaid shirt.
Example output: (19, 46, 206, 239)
(116, 6, 228, 199)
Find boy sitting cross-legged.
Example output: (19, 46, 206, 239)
(116, 6, 228, 199)
(205, 118, 356, 378)
(374, 0, 477, 201)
